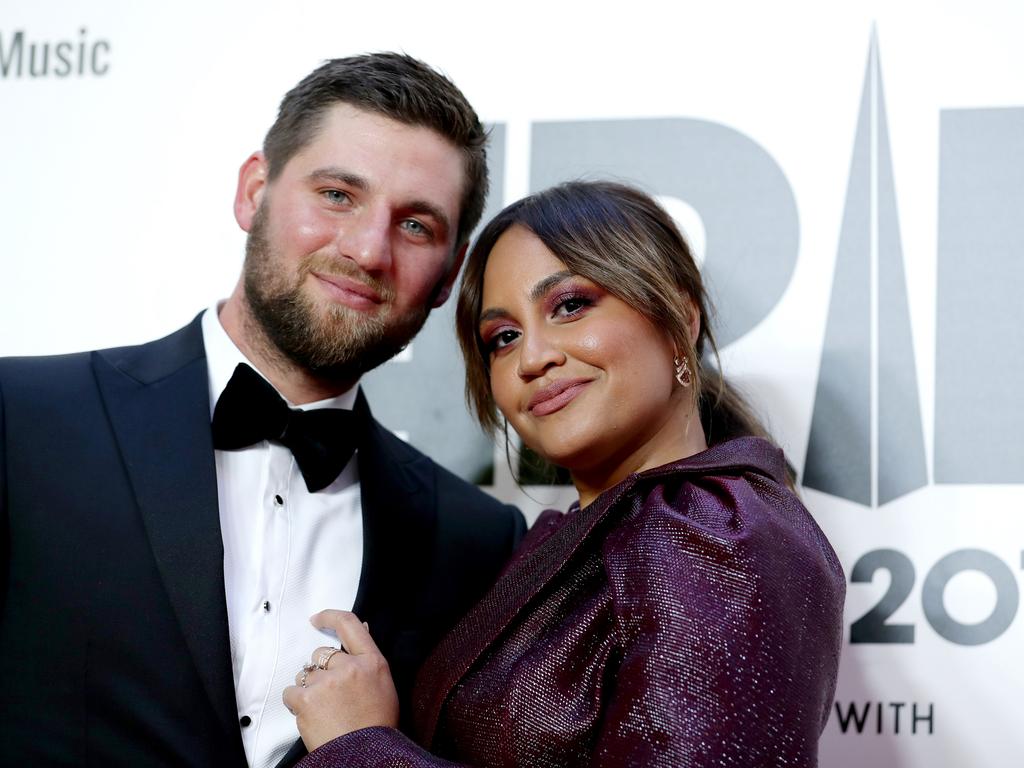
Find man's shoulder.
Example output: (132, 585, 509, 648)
(367, 423, 527, 557)
(0, 347, 97, 397)
(0, 314, 205, 387)
(366, 421, 506, 506)
(0, 347, 90, 372)
(0, 316, 208, 417)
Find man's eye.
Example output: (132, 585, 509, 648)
(323, 190, 350, 205)
(400, 219, 430, 237)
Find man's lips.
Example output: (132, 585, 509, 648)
(527, 378, 593, 416)
(311, 271, 383, 310)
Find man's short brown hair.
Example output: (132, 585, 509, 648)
(263, 52, 489, 248)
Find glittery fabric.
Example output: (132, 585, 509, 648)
(299, 437, 845, 767)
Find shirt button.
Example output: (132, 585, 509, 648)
(274, 494, 284, 506)
(262, 600, 271, 613)
(240, 715, 252, 727)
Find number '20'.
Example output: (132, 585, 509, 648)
(850, 549, 1020, 645)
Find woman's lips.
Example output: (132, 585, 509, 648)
(528, 378, 593, 416)
(311, 271, 383, 311)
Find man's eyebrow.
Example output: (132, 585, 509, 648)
(306, 168, 452, 238)
(529, 270, 574, 301)
(307, 168, 369, 190)
(404, 199, 452, 238)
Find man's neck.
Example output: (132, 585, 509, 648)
(217, 291, 358, 405)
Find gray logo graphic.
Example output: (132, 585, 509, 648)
(803, 34, 928, 506)
(529, 118, 799, 347)
(935, 106, 1024, 483)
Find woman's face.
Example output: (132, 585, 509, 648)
(479, 225, 690, 482)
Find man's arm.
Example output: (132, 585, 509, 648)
(0, 372, 8, 617)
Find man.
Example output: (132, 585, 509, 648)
(0, 53, 524, 767)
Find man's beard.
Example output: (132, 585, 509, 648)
(242, 206, 431, 383)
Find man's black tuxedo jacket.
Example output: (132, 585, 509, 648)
(0, 315, 525, 767)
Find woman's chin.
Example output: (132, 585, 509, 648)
(525, 443, 602, 480)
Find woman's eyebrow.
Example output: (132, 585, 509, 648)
(529, 270, 574, 301)
(479, 271, 576, 327)
(478, 307, 511, 326)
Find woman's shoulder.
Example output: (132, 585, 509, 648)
(607, 436, 844, 585)
(633, 437, 807, 528)
(597, 438, 845, 665)
(637, 435, 790, 488)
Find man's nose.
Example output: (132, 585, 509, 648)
(517, 328, 566, 380)
(336, 208, 392, 272)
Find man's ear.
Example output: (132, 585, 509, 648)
(234, 152, 269, 232)
(431, 242, 470, 308)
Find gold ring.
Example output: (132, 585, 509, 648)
(316, 647, 343, 670)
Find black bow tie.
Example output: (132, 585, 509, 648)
(211, 363, 363, 493)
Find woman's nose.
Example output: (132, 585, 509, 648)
(516, 328, 567, 380)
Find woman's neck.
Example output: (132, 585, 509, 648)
(571, 409, 708, 509)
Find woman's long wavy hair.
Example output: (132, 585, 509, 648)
(456, 180, 776, 458)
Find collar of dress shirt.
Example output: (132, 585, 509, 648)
(200, 302, 359, 418)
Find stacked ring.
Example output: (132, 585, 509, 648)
(300, 662, 316, 688)
(316, 647, 343, 670)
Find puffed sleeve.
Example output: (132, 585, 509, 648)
(591, 472, 845, 766)
(298, 726, 462, 768)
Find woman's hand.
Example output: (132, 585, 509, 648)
(283, 610, 400, 752)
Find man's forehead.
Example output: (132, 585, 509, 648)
(302, 103, 459, 163)
(292, 105, 464, 191)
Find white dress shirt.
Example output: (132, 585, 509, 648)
(202, 304, 364, 768)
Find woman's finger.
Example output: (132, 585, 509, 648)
(310, 610, 380, 656)
(282, 684, 300, 715)
(294, 663, 317, 687)
(309, 645, 345, 670)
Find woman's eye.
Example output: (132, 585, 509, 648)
(554, 295, 591, 317)
(488, 329, 520, 352)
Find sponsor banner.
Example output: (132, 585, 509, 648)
(2, 1, 1021, 764)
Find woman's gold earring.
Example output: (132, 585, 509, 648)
(673, 355, 692, 387)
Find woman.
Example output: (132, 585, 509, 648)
(285, 181, 845, 766)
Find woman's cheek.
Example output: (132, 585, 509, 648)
(489, 360, 519, 419)
(576, 331, 602, 355)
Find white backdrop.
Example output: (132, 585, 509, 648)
(2, 1, 1023, 765)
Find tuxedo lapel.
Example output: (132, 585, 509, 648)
(93, 315, 241, 751)
(352, 392, 437, 632)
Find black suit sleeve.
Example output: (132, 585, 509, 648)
(510, 502, 528, 548)
(0, 373, 8, 616)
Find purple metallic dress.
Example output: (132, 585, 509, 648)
(299, 437, 845, 767)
